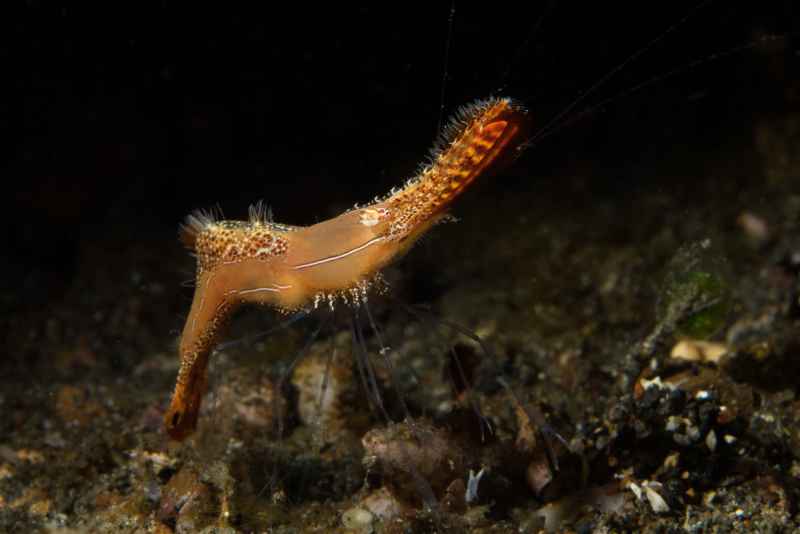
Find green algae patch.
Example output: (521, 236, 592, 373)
(671, 270, 730, 339)
(658, 240, 731, 340)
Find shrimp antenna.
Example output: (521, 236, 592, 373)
(525, 0, 714, 149)
(215, 310, 309, 353)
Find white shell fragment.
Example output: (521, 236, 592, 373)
(705, 430, 718, 452)
(629, 480, 670, 514)
(643, 481, 670, 513)
(628, 482, 643, 501)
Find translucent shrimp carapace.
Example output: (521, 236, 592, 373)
(164, 97, 528, 441)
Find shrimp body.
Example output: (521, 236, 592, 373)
(165, 97, 527, 440)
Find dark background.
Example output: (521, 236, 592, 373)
(5, 1, 798, 304)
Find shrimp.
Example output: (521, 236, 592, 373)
(164, 97, 528, 440)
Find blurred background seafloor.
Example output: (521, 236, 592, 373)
(2, 2, 800, 533)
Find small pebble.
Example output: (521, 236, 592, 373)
(670, 339, 728, 364)
(341, 506, 374, 534)
(705, 430, 717, 452)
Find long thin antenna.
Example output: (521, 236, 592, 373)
(526, 0, 714, 148)
(436, 0, 457, 135)
(350, 311, 389, 420)
(362, 302, 411, 419)
(525, 33, 788, 148)
(260, 312, 328, 501)
(496, 0, 557, 94)
(358, 303, 442, 518)
(214, 310, 308, 353)
(275, 314, 327, 437)
(311, 322, 339, 447)
(355, 310, 392, 422)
